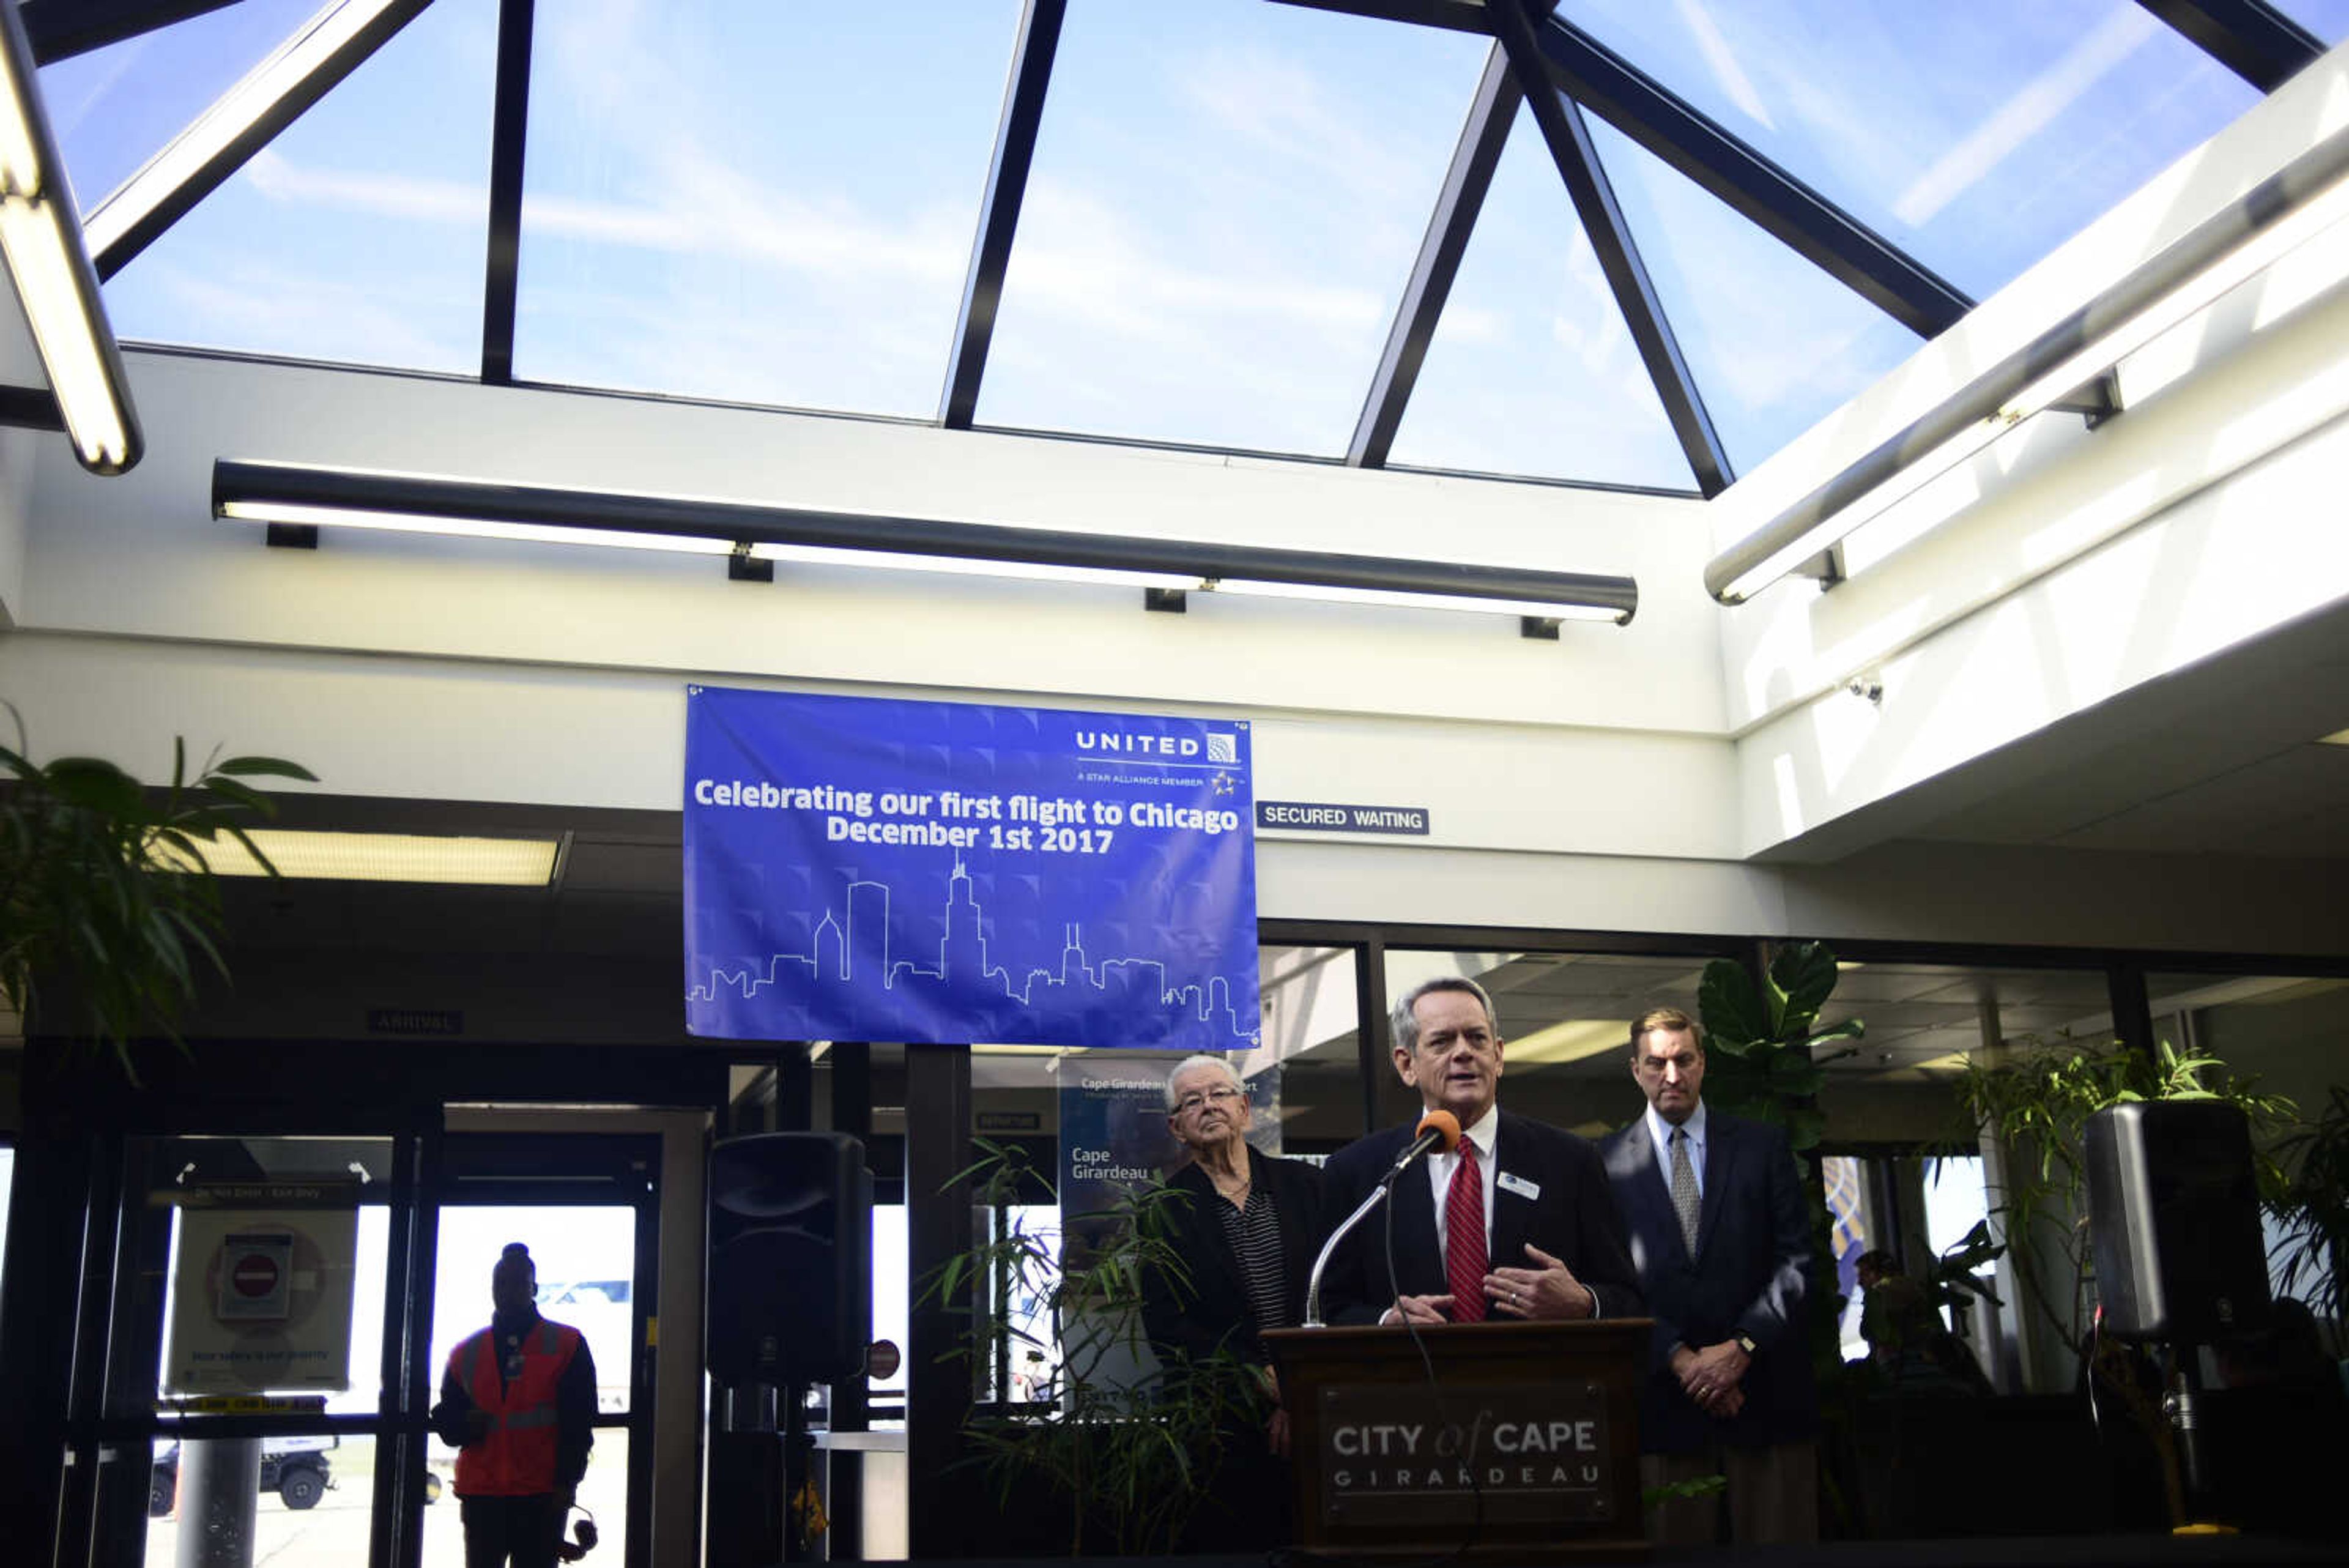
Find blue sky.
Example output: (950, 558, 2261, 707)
(36, 0, 2336, 490)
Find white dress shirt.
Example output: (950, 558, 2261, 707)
(1644, 1098, 1709, 1197)
(1426, 1102, 1501, 1256)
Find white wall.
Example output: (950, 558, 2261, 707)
(12, 351, 1723, 735)
(0, 428, 32, 633)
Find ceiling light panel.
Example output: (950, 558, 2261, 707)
(166, 829, 560, 885)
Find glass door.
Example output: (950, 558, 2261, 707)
(75, 1134, 408, 1568)
(420, 1133, 659, 1568)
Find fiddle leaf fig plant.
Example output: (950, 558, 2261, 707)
(1698, 940, 1864, 1153)
(0, 707, 314, 1072)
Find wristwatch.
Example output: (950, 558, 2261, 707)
(1734, 1332, 1757, 1356)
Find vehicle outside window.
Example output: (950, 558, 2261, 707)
(149, 1436, 341, 1516)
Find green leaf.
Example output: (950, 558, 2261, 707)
(41, 757, 148, 816)
(1805, 1019, 1865, 1049)
(1768, 942, 1840, 1035)
(1698, 959, 1768, 1048)
(211, 756, 319, 782)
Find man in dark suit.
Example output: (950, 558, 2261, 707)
(1319, 977, 1641, 1326)
(1600, 1006, 1817, 1545)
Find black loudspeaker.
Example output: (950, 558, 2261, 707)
(707, 1132, 872, 1383)
(2085, 1101, 2271, 1341)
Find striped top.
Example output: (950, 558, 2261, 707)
(1213, 1184, 1293, 1349)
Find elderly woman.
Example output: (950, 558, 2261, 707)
(1139, 1053, 1324, 1547)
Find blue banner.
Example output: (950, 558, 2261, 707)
(684, 686, 1259, 1049)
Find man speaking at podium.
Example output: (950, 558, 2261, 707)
(1318, 977, 1641, 1326)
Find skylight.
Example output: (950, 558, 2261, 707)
(32, 0, 2331, 496)
(513, 0, 1022, 417)
(42, 0, 321, 215)
(974, 0, 1491, 457)
(1386, 102, 1693, 489)
(1566, 0, 2260, 301)
(85, 0, 497, 376)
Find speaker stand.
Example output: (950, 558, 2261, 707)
(2162, 1347, 2236, 1537)
(707, 1383, 785, 1568)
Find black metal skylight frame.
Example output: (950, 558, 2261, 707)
(2135, 0, 2324, 91)
(940, 0, 1064, 429)
(1348, 43, 1518, 469)
(82, 0, 434, 281)
(1490, 0, 1731, 496)
(18, 0, 2332, 496)
(18, 0, 240, 64)
(478, 0, 533, 384)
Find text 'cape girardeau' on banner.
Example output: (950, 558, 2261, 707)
(683, 686, 1261, 1050)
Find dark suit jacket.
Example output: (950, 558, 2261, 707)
(1140, 1145, 1326, 1368)
(1317, 1110, 1642, 1326)
(1599, 1107, 1817, 1453)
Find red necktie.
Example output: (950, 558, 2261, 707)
(1445, 1139, 1487, 1323)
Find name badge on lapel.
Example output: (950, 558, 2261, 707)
(1497, 1172, 1540, 1201)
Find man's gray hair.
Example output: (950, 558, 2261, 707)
(1390, 976, 1499, 1055)
(1163, 1053, 1245, 1112)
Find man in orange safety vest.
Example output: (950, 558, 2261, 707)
(430, 1243, 598, 1568)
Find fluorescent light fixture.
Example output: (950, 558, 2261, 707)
(218, 499, 738, 557)
(2320, 726, 2349, 746)
(213, 461, 1641, 628)
(0, 2, 139, 473)
(81, 0, 430, 277)
(750, 540, 1195, 593)
(1707, 121, 2349, 605)
(1206, 576, 1628, 623)
(155, 829, 561, 885)
(1908, 1052, 1973, 1076)
(1504, 1017, 1630, 1066)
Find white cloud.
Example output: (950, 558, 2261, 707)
(1672, 0, 1775, 132)
(242, 147, 484, 226)
(1893, 6, 2158, 228)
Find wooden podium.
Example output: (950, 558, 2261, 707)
(1263, 1320, 1650, 1561)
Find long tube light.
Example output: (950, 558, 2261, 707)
(0, 0, 139, 472)
(212, 461, 1640, 626)
(154, 828, 562, 885)
(1705, 119, 2349, 606)
(81, 0, 431, 278)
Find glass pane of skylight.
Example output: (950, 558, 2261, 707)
(98, 0, 497, 376)
(1386, 103, 1693, 489)
(39, 0, 322, 215)
(975, 0, 1491, 457)
(1587, 119, 1923, 476)
(511, 1, 1021, 417)
(1567, 0, 2260, 300)
(2274, 1, 2349, 42)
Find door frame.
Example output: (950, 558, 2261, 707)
(438, 1107, 707, 1568)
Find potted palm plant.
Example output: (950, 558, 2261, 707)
(1, 709, 313, 1072)
(924, 1139, 1263, 1556)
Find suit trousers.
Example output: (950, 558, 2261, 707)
(1639, 1440, 1817, 1546)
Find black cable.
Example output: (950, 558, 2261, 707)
(1376, 1161, 1485, 1568)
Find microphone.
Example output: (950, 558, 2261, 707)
(1301, 1109, 1464, 1326)
(1386, 1109, 1462, 1179)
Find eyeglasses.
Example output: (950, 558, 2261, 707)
(1173, 1085, 1245, 1115)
